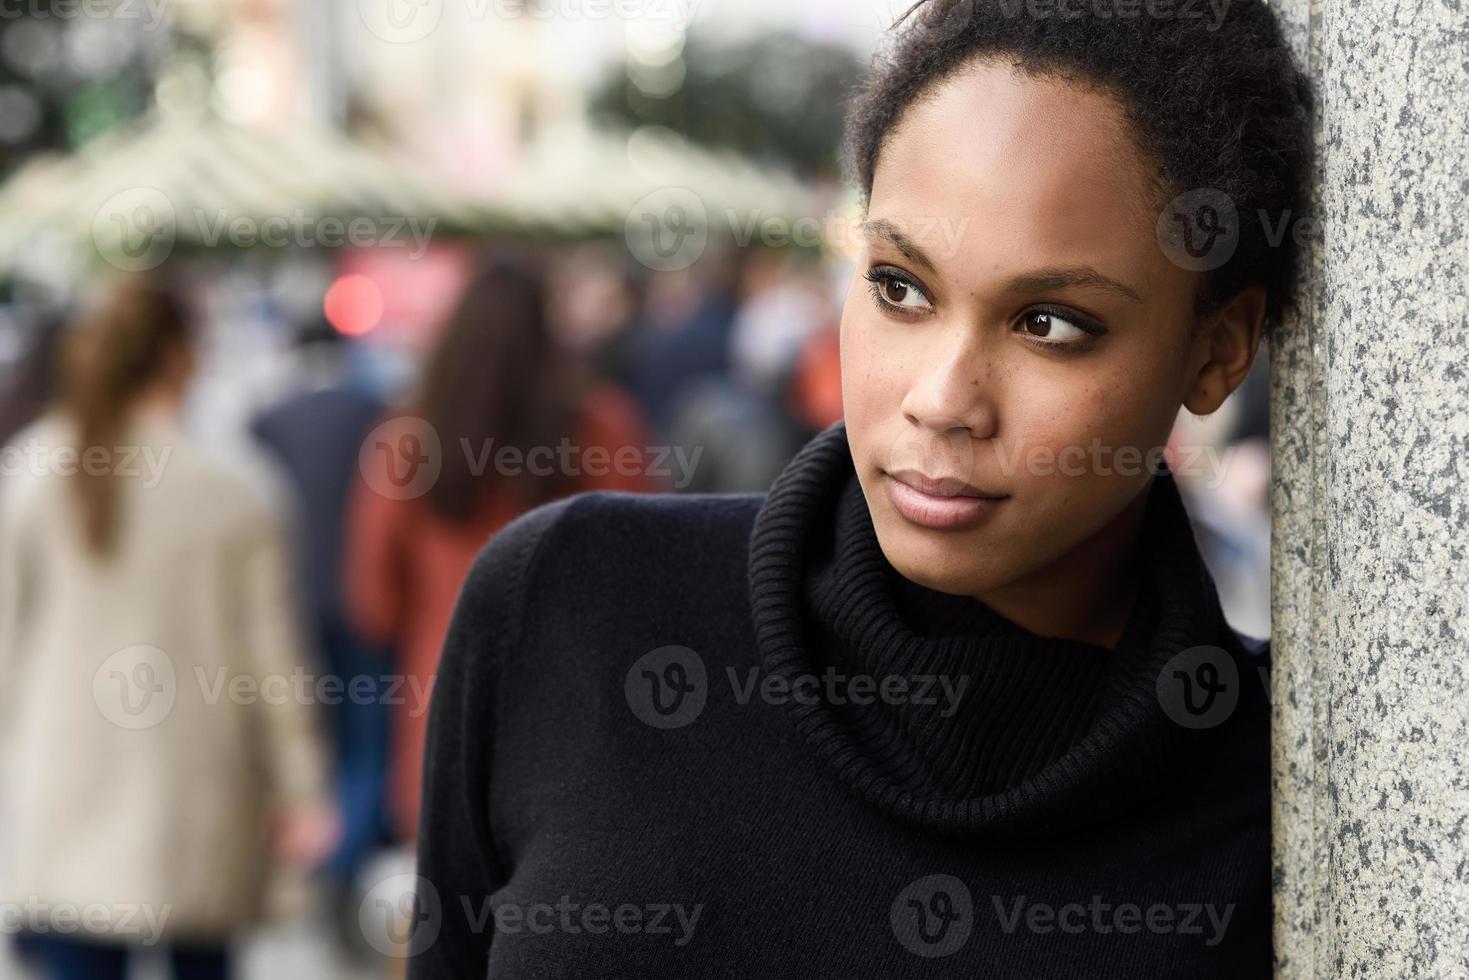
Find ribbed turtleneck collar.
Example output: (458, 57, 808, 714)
(747, 420, 1245, 837)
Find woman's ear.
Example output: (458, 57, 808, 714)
(1183, 284, 1267, 417)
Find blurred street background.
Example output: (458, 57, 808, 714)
(0, 1, 1272, 977)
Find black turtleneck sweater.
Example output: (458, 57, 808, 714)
(408, 420, 1272, 979)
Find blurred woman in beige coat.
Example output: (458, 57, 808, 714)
(0, 274, 336, 980)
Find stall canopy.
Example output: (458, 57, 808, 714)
(0, 107, 498, 275)
(496, 121, 823, 241)
(0, 112, 828, 276)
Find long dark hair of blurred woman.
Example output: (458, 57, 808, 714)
(416, 258, 585, 520)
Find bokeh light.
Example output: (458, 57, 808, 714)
(323, 273, 384, 337)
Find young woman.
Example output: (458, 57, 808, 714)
(409, 1, 1309, 976)
(0, 275, 335, 979)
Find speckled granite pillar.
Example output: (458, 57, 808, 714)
(1270, 0, 1469, 976)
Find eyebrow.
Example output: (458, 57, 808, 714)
(860, 217, 1144, 304)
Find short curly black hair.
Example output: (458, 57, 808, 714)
(844, 0, 1313, 333)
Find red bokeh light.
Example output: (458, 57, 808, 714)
(323, 274, 384, 336)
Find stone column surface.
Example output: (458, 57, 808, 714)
(1271, 0, 1469, 977)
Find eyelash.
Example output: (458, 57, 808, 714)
(862, 265, 1108, 353)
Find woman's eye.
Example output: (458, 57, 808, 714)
(1019, 310, 1090, 343)
(866, 269, 933, 312)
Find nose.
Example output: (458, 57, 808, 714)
(898, 326, 999, 440)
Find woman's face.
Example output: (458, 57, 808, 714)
(841, 59, 1230, 608)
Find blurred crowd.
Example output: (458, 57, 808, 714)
(0, 234, 1270, 979)
(0, 238, 848, 979)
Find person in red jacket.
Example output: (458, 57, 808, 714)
(343, 255, 662, 843)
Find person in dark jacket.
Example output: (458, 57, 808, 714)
(250, 316, 391, 952)
(407, 1, 1309, 975)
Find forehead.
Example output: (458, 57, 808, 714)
(869, 60, 1165, 284)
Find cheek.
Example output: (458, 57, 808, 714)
(1014, 379, 1112, 456)
(1001, 365, 1174, 493)
(838, 293, 907, 431)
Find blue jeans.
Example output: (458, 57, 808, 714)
(316, 610, 392, 885)
(31, 935, 230, 980)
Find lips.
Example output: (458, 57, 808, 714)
(885, 468, 1006, 500)
(883, 469, 1008, 531)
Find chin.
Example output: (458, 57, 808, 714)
(875, 527, 1008, 597)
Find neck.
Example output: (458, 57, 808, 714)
(973, 478, 1153, 650)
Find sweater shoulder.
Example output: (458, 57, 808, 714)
(570, 488, 766, 543)
(460, 489, 766, 640)
(480, 488, 765, 573)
